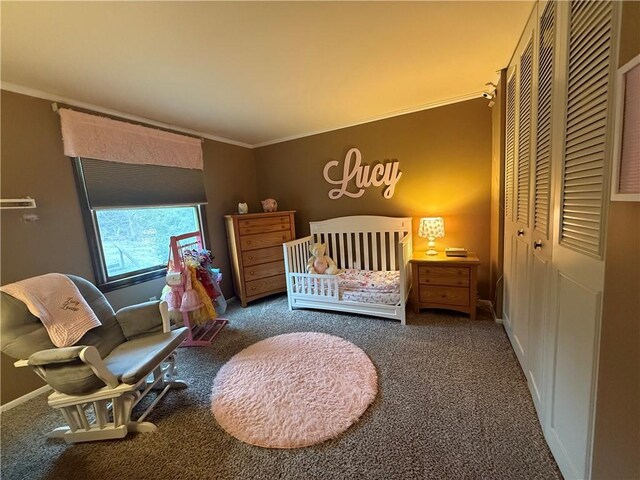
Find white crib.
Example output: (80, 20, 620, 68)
(283, 216, 412, 324)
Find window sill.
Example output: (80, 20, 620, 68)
(97, 269, 166, 293)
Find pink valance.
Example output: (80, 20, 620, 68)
(59, 108, 203, 170)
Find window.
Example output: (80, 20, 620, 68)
(73, 157, 208, 291)
(95, 206, 202, 280)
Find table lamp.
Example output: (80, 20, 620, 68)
(419, 217, 445, 255)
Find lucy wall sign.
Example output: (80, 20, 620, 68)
(323, 148, 402, 200)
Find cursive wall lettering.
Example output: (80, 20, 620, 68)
(323, 148, 402, 200)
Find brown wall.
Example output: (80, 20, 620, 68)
(592, 2, 640, 478)
(490, 70, 506, 318)
(254, 99, 493, 298)
(0, 90, 258, 404)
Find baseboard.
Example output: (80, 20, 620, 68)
(477, 299, 502, 324)
(0, 385, 52, 413)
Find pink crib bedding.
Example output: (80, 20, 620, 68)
(337, 269, 401, 305)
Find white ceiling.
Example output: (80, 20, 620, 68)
(1, 1, 533, 147)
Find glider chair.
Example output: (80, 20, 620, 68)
(0, 275, 189, 443)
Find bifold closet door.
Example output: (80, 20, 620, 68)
(503, 11, 537, 372)
(504, 0, 557, 420)
(543, 0, 619, 478)
(527, 0, 557, 416)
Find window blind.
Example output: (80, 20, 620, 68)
(534, 1, 556, 237)
(517, 37, 533, 226)
(560, 0, 613, 256)
(77, 158, 207, 209)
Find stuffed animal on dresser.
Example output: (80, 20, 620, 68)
(307, 243, 339, 275)
(261, 198, 277, 212)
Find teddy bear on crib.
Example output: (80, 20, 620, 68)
(307, 242, 340, 275)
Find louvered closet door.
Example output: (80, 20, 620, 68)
(527, 0, 557, 417)
(504, 11, 537, 370)
(502, 69, 517, 337)
(543, 1, 619, 478)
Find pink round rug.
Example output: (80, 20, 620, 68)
(211, 332, 377, 448)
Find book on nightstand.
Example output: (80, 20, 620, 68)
(445, 247, 468, 257)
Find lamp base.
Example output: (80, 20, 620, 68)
(426, 238, 438, 256)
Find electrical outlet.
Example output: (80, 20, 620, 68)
(149, 296, 157, 301)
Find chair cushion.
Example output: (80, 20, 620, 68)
(115, 301, 164, 340)
(104, 328, 188, 384)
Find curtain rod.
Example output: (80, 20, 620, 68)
(50, 102, 204, 143)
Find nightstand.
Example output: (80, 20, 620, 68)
(409, 252, 480, 320)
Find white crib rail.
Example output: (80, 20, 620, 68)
(398, 232, 413, 308)
(311, 216, 411, 271)
(283, 235, 312, 274)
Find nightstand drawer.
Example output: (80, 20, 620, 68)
(418, 266, 469, 287)
(419, 285, 469, 307)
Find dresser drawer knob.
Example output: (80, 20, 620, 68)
(251, 286, 256, 291)
(250, 271, 255, 275)
(248, 256, 253, 260)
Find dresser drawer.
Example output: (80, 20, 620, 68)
(418, 266, 469, 287)
(242, 246, 284, 266)
(238, 215, 291, 234)
(245, 275, 286, 297)
(419, 285, 469, 306)
(240, 231, 293, 251)
(243, 261, 285, 281)
(239, 219, 290, 236)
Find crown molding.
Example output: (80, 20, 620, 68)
(2, 82, 486, 150)
(251, 91, 486, 148)
(0, 82, 253, 149)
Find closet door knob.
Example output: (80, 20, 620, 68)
(517, 229, 525, 237)
(533, 240, 543, 250)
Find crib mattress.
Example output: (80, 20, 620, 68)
(337, 269, 401, 305)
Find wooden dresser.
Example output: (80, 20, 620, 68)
(409, 252, 480, 320)
(224, 211, 296, 307)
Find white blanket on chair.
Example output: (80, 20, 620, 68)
(0, 273, 101, 347)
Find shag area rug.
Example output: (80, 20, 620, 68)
(211, 331, 378, 448)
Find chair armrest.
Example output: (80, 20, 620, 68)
(28, 346, 86, 366)
(28, 345, 119, 389)
(116, 300, 166, 339)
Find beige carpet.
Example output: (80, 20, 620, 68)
(211, 332, 377, 448)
